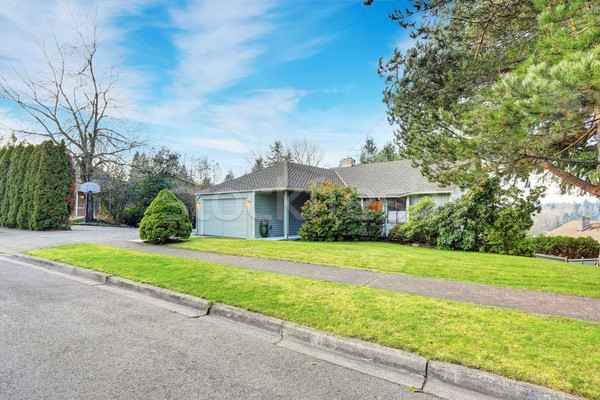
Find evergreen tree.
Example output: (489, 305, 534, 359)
(373, 141, 400, 163)
(224, 170, 235, 181)
(359, 136, 378, 164)
(379, 0, 600, 196)
(7, 145, 34, 228)
(139, 188, 192, 243)
(0, 145, 24, 226)
(266, 141, 292, 166)
(17, 145, 42, 229)
(0, 146, 14, 224)
(30, 142, 71, 231)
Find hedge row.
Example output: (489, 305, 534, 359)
(529, 235, 600, 259)
(0, 142, 74, 230)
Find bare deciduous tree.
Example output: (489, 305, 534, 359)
(0, 27, 144, 182)
(288, 139, 325, 167)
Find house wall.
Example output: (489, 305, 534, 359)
(197, 192, 254, 239)
(198, 190, 308, 239)
(255, 191, 309, 238)
(255, 192, 284, 238)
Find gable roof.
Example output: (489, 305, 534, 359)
(198, 161, 339, 194)
(198, 159, 454, 197)
(334, 160, 454, 198)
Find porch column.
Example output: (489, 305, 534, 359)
(405, 196, 410, 222)
(283, 190, 289, 239)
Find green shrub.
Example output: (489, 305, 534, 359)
(388, 222, 406, 242)
(363, 209, 386, 240)
(119, 207, 145, 227)
(528, 235, 600, 259)
(388, 197, 437, 245)
(299, 181, 365, 241)
(139, 189, 192, 244)
(433, 179, 543, 255)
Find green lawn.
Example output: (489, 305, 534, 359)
(171, 238, 600, 298)
(28, 244, 600, 399)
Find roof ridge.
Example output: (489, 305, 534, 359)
(334, 170, 346, 186)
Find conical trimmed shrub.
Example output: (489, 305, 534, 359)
(139, 189, 192, 244)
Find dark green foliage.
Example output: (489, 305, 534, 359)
(139, 189, 192, 244)
(387, 197, 437, 245)
(363, 209, 386, 240)
(528, 235, 600, 259)
(7, 146, 34, 228)
(118, 207, 145, 227)
(299, 181, 366, 241)
(0, 146, 21, 226)
(17, 145, 42, 230)
(0, 142, 71, 230)
(359, 136, 377, 164)
(30, 142, 71, 231)
(380, 0, 600, 196)
(433, 179, 544, 255)
(0, 147, 14, 225)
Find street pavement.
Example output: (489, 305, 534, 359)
(0, 255, 435, 400)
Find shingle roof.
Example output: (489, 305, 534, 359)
(198, 159, 454, 197)
(334, 160, 455, 198)
(198, 161, 339, 194)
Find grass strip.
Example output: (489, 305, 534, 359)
(171, 238, 600, 298)
(28, 244, 600, 399)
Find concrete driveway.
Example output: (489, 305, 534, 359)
(0, 225, 140, 254)
(0, 255, 434, 400)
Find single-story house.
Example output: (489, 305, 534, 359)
(196, 157, 462, 239)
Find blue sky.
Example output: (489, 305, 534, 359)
(0, 0, 411, 176)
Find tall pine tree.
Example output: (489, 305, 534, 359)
(0, 145, 23, 226)
(6, 145, 34, 228)
(30, 142, 71, 230)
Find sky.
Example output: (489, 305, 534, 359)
(0, 0, 593, 203)
(0, 0, 410, 177)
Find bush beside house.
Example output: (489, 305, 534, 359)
(299, 181, 385, 241)
(0, 142, 73, 230)
(389, 179, 546, 257)
(139, 189, 192, 244)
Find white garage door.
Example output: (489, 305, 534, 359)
(202, 198, 247, 238)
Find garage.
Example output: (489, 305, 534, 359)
(201, 197, 247, 238)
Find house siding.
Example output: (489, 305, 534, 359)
(255, 192, 284, 238)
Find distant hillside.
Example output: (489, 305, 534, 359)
(529, 200, 600, 235)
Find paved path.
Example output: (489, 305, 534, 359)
(0, 255, 432, 400)
(2, 226, 600, 323)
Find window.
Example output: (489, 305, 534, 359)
(387, 197, 407, 223)
(387, 198, 406, 212)
(365, 199, 383, 212)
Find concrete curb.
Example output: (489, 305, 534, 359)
(425, 361, 582, 400)
(14, 254, 110, 284)
(106, 276, 210, 315)
(209, 303, 283, 335)
(14, 254, 584, 400)
(280, 321, 427, 389)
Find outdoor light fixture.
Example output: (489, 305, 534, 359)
(247, 200, 252, 208)
(196, 202, 201, 208)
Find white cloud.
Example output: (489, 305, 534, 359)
(167, 0, 276, 98)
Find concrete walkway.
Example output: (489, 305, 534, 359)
(108, 240, 600, 324)
(2, 226, 599, 323)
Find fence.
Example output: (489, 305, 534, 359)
(534, 253, 598, 266)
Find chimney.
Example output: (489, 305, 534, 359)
(339, 157, 355, 168)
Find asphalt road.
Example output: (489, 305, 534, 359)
(0, 256, 435, 400)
